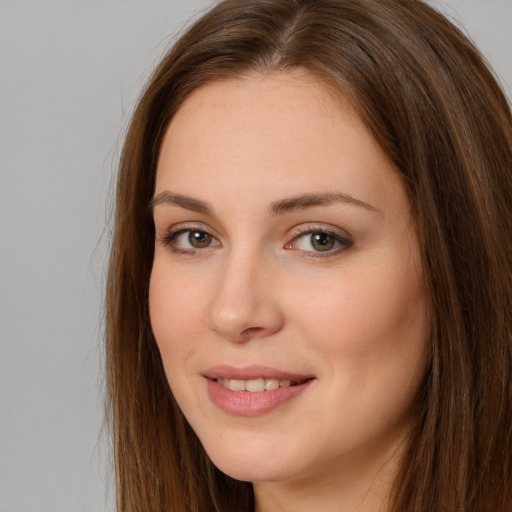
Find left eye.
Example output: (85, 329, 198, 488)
(289, 231, 351, 253)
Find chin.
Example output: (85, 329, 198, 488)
(212, 458, 290, 483)
(202, 436, 298, 483)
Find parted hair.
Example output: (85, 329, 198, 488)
(106, 0, 512, 510)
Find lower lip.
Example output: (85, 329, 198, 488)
(206, 378, 313, 416)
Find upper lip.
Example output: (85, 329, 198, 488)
(203, 365, 315, 382)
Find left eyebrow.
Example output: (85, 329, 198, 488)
(269, 192, 378, 216)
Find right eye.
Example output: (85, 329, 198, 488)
(162, 228, 220, 253)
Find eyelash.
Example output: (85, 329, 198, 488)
(159, 224, 353, 258)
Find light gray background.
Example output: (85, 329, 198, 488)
(1, 1, 510, 511)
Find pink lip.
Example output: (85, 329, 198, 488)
(204, 365, 313, 381)
(203, 365, 315, 417)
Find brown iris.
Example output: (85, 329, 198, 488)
(188, 231, 212, 248)
(310, 232, 336, 251)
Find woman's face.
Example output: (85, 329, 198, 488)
(149, 72, 427, 487)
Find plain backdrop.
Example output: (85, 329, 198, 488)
(0, 1, 510, 511)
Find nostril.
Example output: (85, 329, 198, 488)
(240, 326, 264, 337)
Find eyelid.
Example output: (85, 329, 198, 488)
(158, 221, 214, 234)
(288, 223, 353, 241)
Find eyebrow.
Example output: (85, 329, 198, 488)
(269, 192, 377, 215)
(149, 191, 377, 215)
(149, 191, 213, 215)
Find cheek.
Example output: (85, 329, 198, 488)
(289, 259, 427, 453)
(291, 253, 427, 399)
(301, 252, 424, 350)
(149, 261, 206, 373)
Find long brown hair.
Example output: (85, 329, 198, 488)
(105, 0, 512, 510)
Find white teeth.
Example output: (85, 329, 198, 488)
(264, 378, 280, 391)
(217, 377, 299, 392)
(229, 379, 246, 391)
(245, 378, 265, 392)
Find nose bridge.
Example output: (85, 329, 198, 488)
(206, 243, 282, 342)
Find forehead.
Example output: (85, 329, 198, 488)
(155, 71, 403, 216)
(163, 71, 353, 147)
(173, 70, 349, 122)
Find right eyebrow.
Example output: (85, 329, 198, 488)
(268, 192, 377, 215)
(149, 191, 213, 215)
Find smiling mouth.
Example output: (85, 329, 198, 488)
(215, 377, 309, 392)
(205, 368, 315, 415)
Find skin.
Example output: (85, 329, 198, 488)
(149, 71, 427, 512)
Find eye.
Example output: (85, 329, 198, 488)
(161, 227, 220, 253)
(286, 228, 352, 256)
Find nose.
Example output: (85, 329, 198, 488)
(206, 252, 284, 343)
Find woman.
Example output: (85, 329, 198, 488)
(106, 0, 512, 510)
